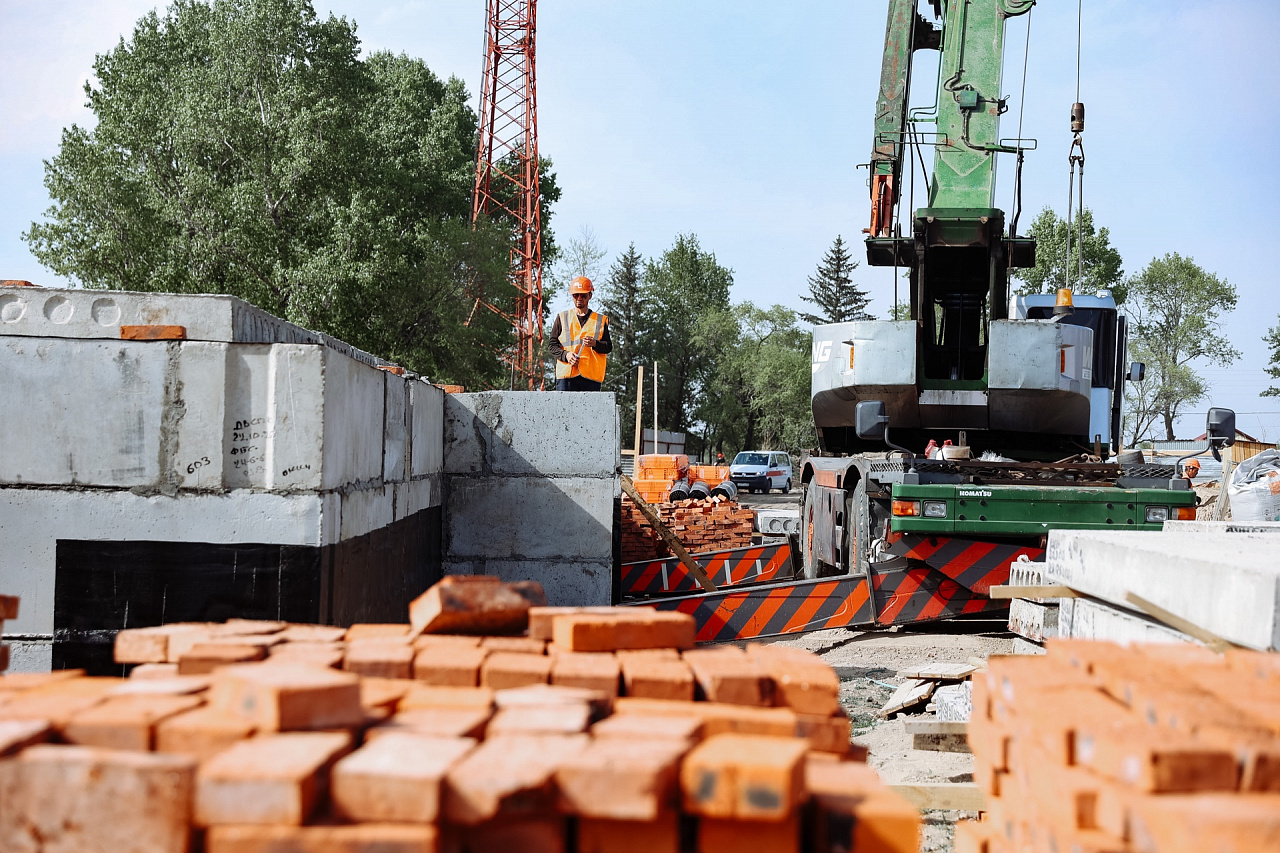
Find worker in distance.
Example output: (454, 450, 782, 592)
(549, 276, 612, 391)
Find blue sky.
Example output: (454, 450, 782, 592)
(3, 0, 1278, 439)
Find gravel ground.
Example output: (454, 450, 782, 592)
(762, 619, 1016, 853)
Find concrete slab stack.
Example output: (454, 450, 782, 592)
(0, 286, 446, 673)
(443, 392, 618, 608)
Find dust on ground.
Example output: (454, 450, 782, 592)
(763, 618, 1016, 853)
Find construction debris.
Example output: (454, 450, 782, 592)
(959, 639, 1280, 853)
(0, 585, 917, 853)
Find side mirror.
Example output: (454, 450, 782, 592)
(855, 400, 889, 441)
(1206, 407, 1236, 462)
(1128, 362, 1146, 382)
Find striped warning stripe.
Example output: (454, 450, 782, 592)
(885, 535, 1044, 595)
(636, 575, 876, 643)
(620, 542, 793, 596)
(870, 562, 1009, 626)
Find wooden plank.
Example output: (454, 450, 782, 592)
(896, 662, 977, 681)
(889, 782, 986, 812)
(966, 656, 988, 672)
(1122, 592, 1239, 653)
(619, 475, 717, 592)
(911, 733, 971, 754)
(879, 678, 935, 717)
(902, 720, 968, 736)
(988, 585, 1079, 600)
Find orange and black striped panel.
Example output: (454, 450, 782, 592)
(620, 542, 794, 596)
(637, 576, 876, 643)
(869, 562, 1010, 626)
(885, 535, 1044, 595)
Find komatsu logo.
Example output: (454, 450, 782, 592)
(958, 489, 993, 498)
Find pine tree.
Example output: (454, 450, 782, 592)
(598, 244, 646, 428)
(799, 236, 872, 325)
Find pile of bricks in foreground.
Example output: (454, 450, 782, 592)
(0, 577, 918, 853)
(960, 639, 1280, 853)
(0, 595, 16, 674)
(621, 496, 756, 563)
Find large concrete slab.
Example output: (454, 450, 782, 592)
(1164, 520, 1280, 534)
(444, 392, 618, 476)
(1045, 530, 1280, 650)
(1058, 597, 1193, 646)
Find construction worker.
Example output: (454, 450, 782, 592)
(550, 277, 612, 391)
(1182, 458, 1201, 482)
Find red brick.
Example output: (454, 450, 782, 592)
(278, 624, 347, 643)
(481, 636, 547, 655)
(481, 652, 552, 689)
(1075, 720, 1238, 792)
(615, 697, 798, 738)
(681, 733, 807, 819)
(410, 575, 545, 636)
(746, 643, 840, 715)
(621, 657, 695, 701)
(155, 705, 256, 759)
(0, 645, 7, 672)
(1128, 792, 1280, 853)
(399, 684, 494, 711)
(108, 673, 209, 698)
(443, 734, 589, 825)
(344, 640, 415, 679)
(614, 647, 682, 662)
(684, 648, 774, 705)
(806, 759, 919, 853)
(0, 595, 17, 620)
(127, 662, 181, 680)
(267, 642, 345, 668)
(463, 818, 566, 853)
(699, 814, 800, 853)
(0, 745, 195, 851)
(0, 669, 84, 694)
(179, 641, 267, 674)
(114, 623, 211, 664)
(590, 713, 704, 744)
(952, 820, 991, 853)
(332, 732, 475, 823)
(344, 623, 411, 642)
(414, 645, 488, 686)
(552, 652, 621, 696)
(366, 707, 491, 740)
(577, 815, 681, 853)
(209, 663, 364, 731)
(62, 693, 204, 750)
(0, 719, 50, 757)
(0, 676, 123, 727)
(529, 606, 622, 640)
(217, 618, 286, 636)
(120, 323, 186, 340)
(196, 731, 352, 825)
(359, 677, 414, 715)
(412, 633, 484, 651)
(794, 712, 853, 755)
(556, 738, 688, 820)
(488, 704, 593, 736)
(206, 824, 437, 853)
(552, 610, 694, 652)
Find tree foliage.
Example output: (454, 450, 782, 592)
(24, 0, 548, 387)
(1122, 253, 1239, 443)
(1013, 207, 1125, 303)
(1265, 317, 1280, 398)
(597, 244, 645, 428)
(798, 236, 872, 326)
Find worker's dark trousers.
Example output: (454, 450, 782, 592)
(555, 377, 602, 391)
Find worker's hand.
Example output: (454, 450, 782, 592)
(581, 335, 597, 348)
(567, 351, 581, 366)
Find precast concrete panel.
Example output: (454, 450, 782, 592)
(320, 349, 386, 491)
(339, 484, 395, 541)
(173, 341, 231, 491)
(444, 392, 618, 476)
(383, 374, 409, 483)
(445, 478, 614, 562)
(410, 382, 445, 477)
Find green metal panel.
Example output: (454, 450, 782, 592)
(929, 0, 1033, 210)
(889, 483, 1196, 536)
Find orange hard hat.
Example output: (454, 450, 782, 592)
(569, 276, 594, 295)
(1185, 458, 1201, 471)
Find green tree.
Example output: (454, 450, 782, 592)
(1122, 253, 1239, 442)
(1265, 317, 1280, 398)
(23, 0, 534, 387)
(1013, 207, 1125, 303)
(597, 244, 646, 436)
(640, 234, 733, 434)
(798, 236, 872, 326)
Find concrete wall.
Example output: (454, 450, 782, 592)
(443, 391, 619, 607)
(0, 290, 447, 672)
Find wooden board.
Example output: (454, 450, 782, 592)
(889, 783, 987, 812)
(911, 733, 971, 754)
(896, 662, 977, 681)
(879, 678, 935, 717)
(619, 475, 717, 592)
(902, 720, 968, 736)
(988, 584, 1079, 600)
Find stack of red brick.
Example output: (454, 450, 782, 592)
(632, 454, 691, 504)
(621, 496, 756, 563)
(0, 577, 916, 853)
(0, 595, 16, 674)
(689, 464, 730, 485)
(960, 639, 1280, 853)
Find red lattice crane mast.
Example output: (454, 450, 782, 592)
(471, 0, 544, 390)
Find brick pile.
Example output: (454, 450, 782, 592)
(960, 639, 1280, 853)
(621, 496, 756, 563)
(0, 577, 916, 853)
(632, 454, 691, 504)
(689, 465, 730, 485)
(0, 595, 16, 674)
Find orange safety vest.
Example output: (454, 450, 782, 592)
(555, 309, 608, 383)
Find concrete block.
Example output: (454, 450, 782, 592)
(447, 478, 613, 561)
(448, 561, 612, 608)
(1164, 520, 1280, 534)
(223, 344, 325, 491)
(1045, 530, 1280, 650)
(444, 392, 618, 477)
(1008, 599, 1058, 642)
(1057, 597, 1194, 646)
(396, 477, 441, 521)
(321, 348, 386, 490)
(340, 485, 395, 541)
(410, 382, 445, 478)
(384, 375, 409, 483)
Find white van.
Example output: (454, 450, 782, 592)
(730, 451, 793, 494)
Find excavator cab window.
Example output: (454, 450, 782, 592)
(920, 248, 990, 381)
(1026, 306, 1118, 388)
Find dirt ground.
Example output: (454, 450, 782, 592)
(766, 619, 1016, 853)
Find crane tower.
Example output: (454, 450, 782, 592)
(471, 0, 544, 389)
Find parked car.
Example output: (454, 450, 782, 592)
(730, 451, 793, 494)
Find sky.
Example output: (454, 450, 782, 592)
(2, 0, 1278, 439)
